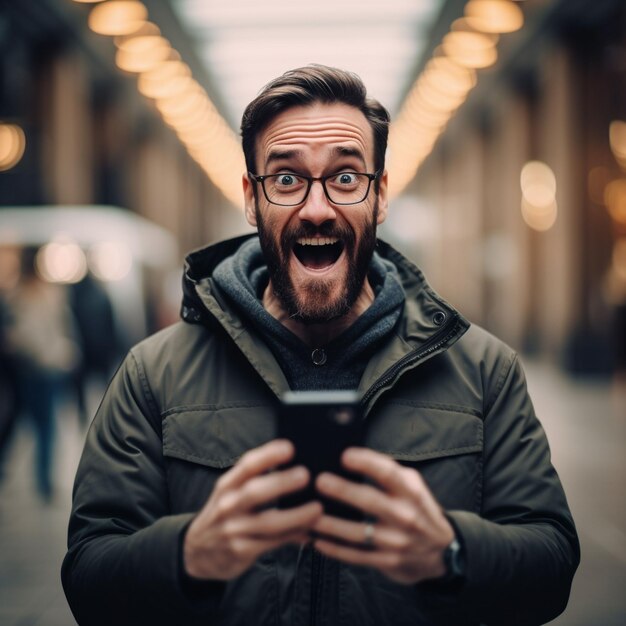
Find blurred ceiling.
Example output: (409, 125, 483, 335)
(169, 0, 446, 127)
(11, 0, 620, 204)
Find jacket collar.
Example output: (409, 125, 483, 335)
(181, 235, 469, 340)
(180, 235, 470, 406)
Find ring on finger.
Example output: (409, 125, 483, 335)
(363, 522, 376, 547)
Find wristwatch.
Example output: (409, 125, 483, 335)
(442, 536, 465, 583)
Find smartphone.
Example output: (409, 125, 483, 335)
(277, 390, 364, 520)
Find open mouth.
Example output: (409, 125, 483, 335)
(293, 237, 344, 270)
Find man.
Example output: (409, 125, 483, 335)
(62, 65, 579, 626)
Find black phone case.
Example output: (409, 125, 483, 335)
(277, 390, 364, 520)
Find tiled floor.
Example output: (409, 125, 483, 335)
(0, 360, 624, 626)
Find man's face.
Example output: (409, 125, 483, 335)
(243, 102, 388, 324)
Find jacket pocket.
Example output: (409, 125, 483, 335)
(161, 403, 277, 513)
(366, 402, 483, 513)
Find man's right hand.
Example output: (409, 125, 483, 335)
(183, 439, 322, 581)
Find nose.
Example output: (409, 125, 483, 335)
(298, 180, 336, 225)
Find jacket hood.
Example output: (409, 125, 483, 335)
(180, 233, 257, 326)
(180, 235, 469, 381)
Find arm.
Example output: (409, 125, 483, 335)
(446, 354, 580, 625)
(61, 351, 219, 625)
(313, 354, 579, 625)
(61, 350, 321, 626)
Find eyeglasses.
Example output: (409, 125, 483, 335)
(248, 170, 381, 206)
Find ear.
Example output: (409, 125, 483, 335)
(376, 169, 388, 225)
(242, 173, 257, 227)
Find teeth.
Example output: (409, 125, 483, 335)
(296, 237, 339, 246)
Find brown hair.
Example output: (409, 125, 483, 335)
(241, 64, 390, 176)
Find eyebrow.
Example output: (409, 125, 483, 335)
(331, 146, 367, 168)
(265, 149, 303, 168)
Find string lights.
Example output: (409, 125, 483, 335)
(74, 0, 244, 206)
(387, 0, 524, 197)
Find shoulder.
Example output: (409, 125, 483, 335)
(449, 323, 524, 416)
(455, 323, 516, 366)
(125, 318, 268, 413)
(408, 322, 521, 418)
(131, 321, 207, 362)
(130, 316, 228, 369)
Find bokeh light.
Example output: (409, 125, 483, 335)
(137, 59, 190, 99)
(465, 0, 524, 34)
(604, 179, 626, 225)
(0, 123, 27, 171)
(35, 240, 88, 284)
(88, 0, 147, 36)
(520, 161, 558, 231)
(88, 241, 133, 281)
(115, 24, 171, 74)
(443, 21, 499, 69)
(609, 120, 626, 169)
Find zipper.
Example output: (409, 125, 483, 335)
(361, 313, 462, 408)
(310, 548, 324, 626)
(305, 316, 462, 625)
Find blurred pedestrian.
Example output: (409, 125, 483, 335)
(0, 294, 19, 473)
(0, 246, 24, 478)
(68, 273, 121, 426)
(4, 247, 80, 500)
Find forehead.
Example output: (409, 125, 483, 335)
(256, 102, 374, 170)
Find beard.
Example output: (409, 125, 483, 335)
(256, 200, 379, 324)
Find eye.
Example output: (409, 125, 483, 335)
(333, 172, 358, 185)
(275, 173, 299, 187)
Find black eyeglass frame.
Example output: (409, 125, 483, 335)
(248, 170, 382, 207)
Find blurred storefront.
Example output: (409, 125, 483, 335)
(381, 0, 626, 376)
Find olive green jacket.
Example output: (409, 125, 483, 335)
(62, 236, 579, 626)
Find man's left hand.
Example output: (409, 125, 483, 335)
(312, 447, 455, 585)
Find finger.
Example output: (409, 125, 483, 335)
(313, 515, 365, 545)
(342, 450, 446, 527)
(237, 528, 314, 562)
(341, 447, 415, 497)
(315, 473, 404, 525)
(216, 439, 295, 493)
(313, 538, 402, 571)
(220, 465, 311, 515)
(227, 501, 323, 538)
(313, 515, 409, 551)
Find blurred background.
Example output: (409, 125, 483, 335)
(0, 0, 624, 624)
